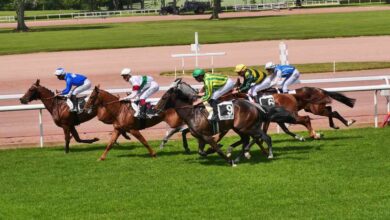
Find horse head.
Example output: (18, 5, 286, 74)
(84, 85, 100, 112)
(20, 79, 41, 104)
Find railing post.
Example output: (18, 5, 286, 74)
(374, 90, 378, 128)
(39, 109, 44, 147)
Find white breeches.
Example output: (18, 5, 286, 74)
(248, 77, 272, 97)
(72, 79, 91, 96)
(280, 69, 300, 93)
(139, 81, 159, 100)
(211, 78, 235, 100)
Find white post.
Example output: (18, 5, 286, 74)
(374, 90, 378, 128)
(211, 56, 214, 73)
(279, 42, 289, 65)
(39, 109, 44, 148)
(174, 66, 177, 79)
(333, 61, 336, 74)
(181, 57, 185, 75)
(195, 32, 199, 67)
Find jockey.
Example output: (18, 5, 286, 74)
(54, 67, 91, 112)
(120, 68, 159, 118)
(265, 62, 301, 94)
(234, 64, 268, 100)
(192, 68, 235, 121)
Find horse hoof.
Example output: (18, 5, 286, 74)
(93, 138, 99, 142)
(299, 137, 306, 142)
(97, 158, 105, 161)
(268, 155, 274, 159)
(244, 152, 251, 159)
(230, 161, 237, 167)
(333, 126, 340, 130)
(227, 152, 232, 158)
(347, 119, 356, 126)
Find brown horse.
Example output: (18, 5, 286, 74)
(259, 87, 356, 139)
(19, 80, 103, 153)
(83, 85, 187, 160)
(155, 79, 297, 166)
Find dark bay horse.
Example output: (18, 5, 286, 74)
(83, 86, 187, 160)
(19, 80, 103, 153)
(155, 79, 296, 166)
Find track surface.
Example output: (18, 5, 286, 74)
(1, 7, 390, 148)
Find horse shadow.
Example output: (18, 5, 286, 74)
(33, 25, 111, 33)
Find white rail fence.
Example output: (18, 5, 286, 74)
(1, 76, 390, 147)
(234, 2, 289, 11)
(0, 9, 160, 22)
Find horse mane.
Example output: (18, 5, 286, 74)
(37, 85, 56, 97)
(99, 89, 119, 100)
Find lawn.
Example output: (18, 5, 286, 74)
(160, 61, 390, 76)
(0, 127, 389, 219)
(1, 10, 390, 55)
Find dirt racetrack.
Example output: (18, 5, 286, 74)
(1, 6, 390, 149)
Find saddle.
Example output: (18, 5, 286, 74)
(127, 100, 158, 119)
(65, 96, 87, 114)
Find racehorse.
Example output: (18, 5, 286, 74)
(19, 80, 105, 153)
(83, 85, 188, 160)
(154, 79, 296, 166)
(258, 87, 356, 139)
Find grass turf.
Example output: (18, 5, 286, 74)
(1, 10, 390, 55)
(160, 61, 390, 76)
(0, 127, 389, 219)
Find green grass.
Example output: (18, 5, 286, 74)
(0, 127, 389, 219)
(160, 61, 390, 76)
(1, 10, 390, 55)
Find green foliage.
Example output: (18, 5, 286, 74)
(0, 127, 389, 218)
(1, 10, 390, 54)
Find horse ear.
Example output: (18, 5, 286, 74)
(35, 79, 40, 86)
(96, 84, 100, 89)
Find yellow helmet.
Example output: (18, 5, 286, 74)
(235, 64, 247, 73)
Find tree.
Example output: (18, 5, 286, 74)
(14, 0, 29, 32)
(210, 0, 221, 20)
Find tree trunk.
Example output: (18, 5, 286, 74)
(15, 0, 29, 32)
(141, 0, 144, 9)
(210, 0, 220, 20)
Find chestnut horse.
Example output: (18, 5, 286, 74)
(83, 86, 187, 160)
(19, 80, 104, 153)
(258, 87, 356, 139)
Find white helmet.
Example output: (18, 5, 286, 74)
(120, 68, 132, 76)
(54, 67, 65, 76)
(265, 62, 276, 70)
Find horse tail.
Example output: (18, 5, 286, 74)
(266, 106, 297, 124)
(321, 89, 356, 108)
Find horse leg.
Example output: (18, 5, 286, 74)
(181, 127, 191, 154)
(63, 127, 71, 153)
(202, 135, 235, 166)
(255, 121, 270, 156)
(330, 108, 356, 127)
(278, 122, 305, 141)
(129, 130, 156, 157)
(99, 129, 121, 161)
(235, 138, 256, 163)
(159, 127, 181, 149)
(70, 126, 99, 143)
(296, 115, 321, 139)
(227, 134, 248, 158)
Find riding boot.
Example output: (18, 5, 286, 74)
(209, 99, 219, 134)
(138, 104, 146, 119)
(70, 95, 78, 112)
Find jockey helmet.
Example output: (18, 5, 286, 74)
(234, 64, 247, 73)
(54, 68, 65, 76)
(121, 68, 132, 76)
(192, 68, 205, 78)
(265, 62, 276, 70)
